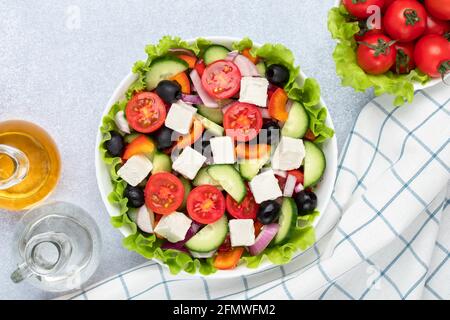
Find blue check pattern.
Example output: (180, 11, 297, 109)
(63, 83, 449, 300)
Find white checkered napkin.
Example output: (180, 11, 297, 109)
(62, 83, 449, 300)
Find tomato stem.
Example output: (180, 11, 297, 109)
(438, 60, 450, 84)
(395, 49, 411, 74)
(352, 0, 367, 3)
(358, 39, 396, 57)
(404, 9, 420, 26)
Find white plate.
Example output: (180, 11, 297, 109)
(332, 0, 445, 91)
(95, 37, 338, 278)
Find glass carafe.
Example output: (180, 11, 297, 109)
(0, 120, 61, 210)
(11, 201, 102, 292)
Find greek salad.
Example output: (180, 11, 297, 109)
(100, 36, 334, 275)
(329, 0, 450, 106)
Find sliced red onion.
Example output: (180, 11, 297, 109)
(169, 48, 195, 57)
(294, 183, 304, 194)
(181, 94, 203, 105)
(283, 174, 297, 197)
(258, 107, 270, 118)
(285, 99, 294, 114)
(233, 54, 260, 77)
(189, 69, 219, 108)
(190, 250, 217, 258)
(273, 170, 287, 178)
(225, 51, 239, 61)
(161, 222, 202, 252)
(248, 223, 280, 256)
(114, 110, 130, 134)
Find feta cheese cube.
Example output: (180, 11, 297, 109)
(154, 212, 192, 243)
(165, 100, 197, 134)
(172, 146, 206, 180)
(239, 77, 269, 107)
(210, 136, 236, 164)
(229, 219, 255, 247)
(271, 136, 305, 171)
(117, 155, 152, 187)
(249, 169, 282, 204)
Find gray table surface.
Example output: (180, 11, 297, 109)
(0, 0, 373, 300)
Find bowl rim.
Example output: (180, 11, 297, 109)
(331, 0, 444, 91)
(95, 36, 338, 278)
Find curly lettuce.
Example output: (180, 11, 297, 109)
(328, 5, 430, 106)
(100, 36, 325, 275)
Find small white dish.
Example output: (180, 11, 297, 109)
(95, 37, 338, 278)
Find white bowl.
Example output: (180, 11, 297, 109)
(332, 0, 444, 91)
(95, 37, 338, 278)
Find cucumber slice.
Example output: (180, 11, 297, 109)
(207, 164, 247, 203)
(151, 152, 172, 174)
(197, 105, 223, 124)
(193, 166, 222, 188)
(203, 45, 230, 65)
(185, 215, 228, 252)
(145, 56, 188, 90)
(256, 62, 266, 77)
(179, 176, 191, 211)
(239, 155, 270, 181)
(281, 102, 309, 139)
(273, 198, 298, 245)
(303, 141, 326, 188)
(195, 114, 224, 136)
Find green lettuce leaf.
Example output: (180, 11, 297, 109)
(328, 5, 430, 106)
(232, 37, 254, 52)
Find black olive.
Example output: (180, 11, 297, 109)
(124, 185, 145, 208)
(294, 190, 317, 215)
(261, 121, 280, 144)
(154, 126, 174, 150)
(266, 64, 290, 87)
(156, 80, 182, 104)
(257, 200, 281, 225)
(105, 131, 124, 157)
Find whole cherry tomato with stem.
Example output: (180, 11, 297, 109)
(414, 34, 450, 79)
(383, 0, 427, 42)
(424, 15, 450, 37)
(424, 0, 450, 21)
(343, 0, 385, 19)
(391, 42, 416, 74)
(357, 34, 397, 75)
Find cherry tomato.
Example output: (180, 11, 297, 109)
(414, 34, 450, 78)
(226, 186, 259, 220)
(287, 170, 305, 186)
(218, 234, 232, 253)
(425, 0, 450, 21)
(383, 0, 397, 10)
(201, 60, 241, 99)
(125, 92, 166, 133)
(357, 34, 397, 74)
(145, 172, 185, 215)
(187, 185, 226, 224)
(355, 18, 384, 42)
(383, 0, 427, 42)
(424, 15, 450, 36)
(391, 42, 416, 74)
(223, 102, 263, 142)
(343, 0, 385, 19)
(194, 60, 206, 77)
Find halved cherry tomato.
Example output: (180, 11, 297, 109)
(201, 60, 241, 99)
(268, 88, 289, 122)
(145, 172, 185, 215)
(242, 48, 259, 64)
(213, 247, 244, 270)
(226, 186, 259, 220)
(170, 72, 191, 94)
(187, 185, 225, 224)
(235, 143, 270, 160)
(176, 54, 197, 69)
(122, 135, 155, 160)
(223, 102, 263, 142)
(287, 169, 304, 186)
(175, 118, 204, 149)
(304, 129, 316, 141)
(126, 92, 166, 133)
(194, 60, 206, 77)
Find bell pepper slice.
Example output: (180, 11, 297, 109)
(242, 48, 259, 64)
(213, 247, 245, 270)
(175, 118, 204, 149)
(122, 135, 155, 160)
(170, 72, 191, 94)
(176, 54, 197, 69)
(268, 88, 289, 122)
(235, 143, 271, 160)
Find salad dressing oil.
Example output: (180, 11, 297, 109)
(0, 120, 60, 211)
